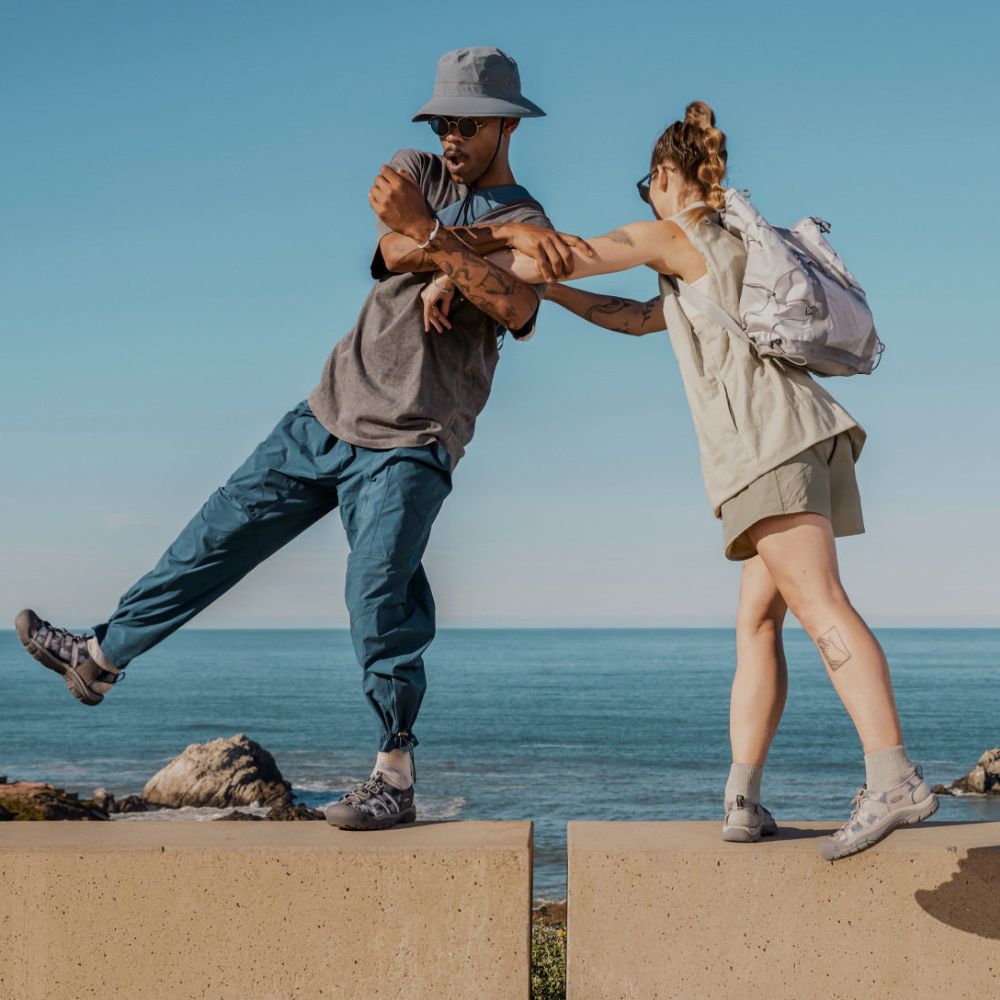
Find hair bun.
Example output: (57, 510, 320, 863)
(684, 100, 716, 130)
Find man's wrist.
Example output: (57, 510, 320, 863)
(407, 217, 439, 247)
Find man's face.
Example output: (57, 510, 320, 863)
(436, 117, 510, 184)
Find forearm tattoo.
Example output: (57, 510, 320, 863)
(640, 296, 659, 327)
(387, 225, 506, 272)
(427, 228, 534, 329)
(602, 227, 635, 246)
(817, 626, 852, 671)
(582, 295, 661, 334)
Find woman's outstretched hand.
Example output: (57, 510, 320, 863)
(501, 223, 595, 281)
(421, 273, 456, 333)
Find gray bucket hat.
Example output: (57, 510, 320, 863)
(412, 47, 545, 122)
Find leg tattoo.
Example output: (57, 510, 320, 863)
(817, 626, 852, 671)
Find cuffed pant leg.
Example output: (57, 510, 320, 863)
(338, 443, 453, 751)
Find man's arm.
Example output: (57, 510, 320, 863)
(369, 165, 542, 330)
(379, 224, 517, 274)
(544, 285, 666, 336)
(422, 231, 542, 331)
(380, 220, 594, 280)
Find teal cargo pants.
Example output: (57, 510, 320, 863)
(93, 401, 453, 752)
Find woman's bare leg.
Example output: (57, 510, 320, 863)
(747, 512, 903, 752)
(722, 556, 787, 841)
(746, 511, 939, 858)
(731, 555, 789, 766)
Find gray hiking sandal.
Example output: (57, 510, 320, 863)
(820, 767, 938, 861)
(722, 795, 778, 843)
(14, 609, 123, 706)
(324, 772, 416, 831)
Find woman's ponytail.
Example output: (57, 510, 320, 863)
(651, 101, 728, 215)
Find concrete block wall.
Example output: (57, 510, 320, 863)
(0, 821, 533, 1000)
(568, 820, 1000, 1000)
(4, 819, 999, 1000)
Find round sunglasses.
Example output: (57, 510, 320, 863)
(428, 116, 490, 140)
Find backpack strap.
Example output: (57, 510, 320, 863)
(664, 276, 747, 341)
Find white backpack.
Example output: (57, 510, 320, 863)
(673, 189, 884, 377)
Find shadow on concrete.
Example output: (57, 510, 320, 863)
(771, 825, 832, 841)
(772, 819, 981, 844)
(915, 846, 1000, 939)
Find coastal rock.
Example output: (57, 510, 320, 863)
(113, 794, 152, 814)
(213, 802, 323, 822)
(216, 810, 264, 821)
(142, 733, 293, 809)
(931, 747, 1000, 796)
(265, 802, 324, 821)
(90, 788, 154, 814)
(0, 804, 12, 821)
(92, 787, 115, 812)
(0, 779, 109, 821)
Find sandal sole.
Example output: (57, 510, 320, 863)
(324, 806, 417, 831)
(822, 795, 939, 861)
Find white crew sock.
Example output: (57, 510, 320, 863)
(864, 745, 914, 793)
(725, 762, 764, 805)
(374, 749, 413, 789)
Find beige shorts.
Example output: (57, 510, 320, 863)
(721, 431, 865, 561)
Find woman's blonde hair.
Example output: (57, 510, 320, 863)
(650, 101, 727, 217)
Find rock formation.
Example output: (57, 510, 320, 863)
(931, 747, 1000, 795)
(0, 777, 109, 820)
(90, 788, 153, 814)
(142, 733, 293, 809)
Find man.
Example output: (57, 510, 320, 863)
(15, 47, 582, 830)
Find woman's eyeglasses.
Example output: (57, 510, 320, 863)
(429, 116, 487, 139)
(636, 171, 653, 204)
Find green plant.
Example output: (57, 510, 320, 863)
(531, 924, 566, 1000)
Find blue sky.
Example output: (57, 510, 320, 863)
(2, 0, 998, 628)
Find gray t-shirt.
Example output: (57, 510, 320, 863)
(308, 148, 551, 466)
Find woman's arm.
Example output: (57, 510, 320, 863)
(491, 219, 707, 285)
(420, 272, 666, 336)
(544, 284, 665, 336)
(420, 216, 701, 334)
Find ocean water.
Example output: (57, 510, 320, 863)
(3, 628, 998, 898)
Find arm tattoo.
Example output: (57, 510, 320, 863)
(427, 229, 535, 329)
(602, 227, 635, 247)
(817, 626, 852, 671)
(584, 296, 632, 324)
(640, 296, 659, 326)
(581, 295, 662, 334)
(386, 225, 506, 273)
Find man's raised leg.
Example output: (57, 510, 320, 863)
(17, 401, 347, 703)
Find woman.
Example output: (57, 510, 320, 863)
(422, 101, 937, 859)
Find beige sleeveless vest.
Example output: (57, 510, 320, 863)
(659, 203, 866, 516)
